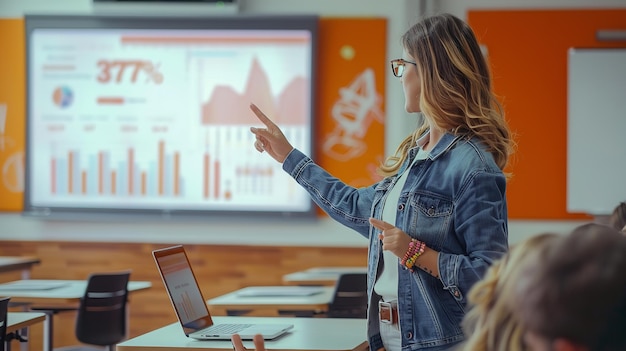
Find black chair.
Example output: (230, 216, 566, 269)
(1, 296, 9, 351)
(55, 271, 131, 351)
(326, 273, 367, 318)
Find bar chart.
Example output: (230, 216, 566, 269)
(49, 140, 184, 198)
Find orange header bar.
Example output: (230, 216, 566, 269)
(97, 97, 124, 105)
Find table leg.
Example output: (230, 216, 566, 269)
(19, 268, 32, 351)
(18, 303, 30, 351)
(18, 327, 28, 351)
(42, 311, 53, 351)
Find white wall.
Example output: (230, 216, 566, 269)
(0, 0, 609, 246)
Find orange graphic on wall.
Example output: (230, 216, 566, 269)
(316, 18, 386, 190)
(0, 19, 25, 211)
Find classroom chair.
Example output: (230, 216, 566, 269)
(326, 273, 367, 319)
(46, 271, 131, 351)
(0, 296, 8, 351)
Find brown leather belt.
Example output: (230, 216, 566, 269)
(378, 300, 398, 325)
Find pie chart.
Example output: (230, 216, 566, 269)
(53, 86, 73, 108)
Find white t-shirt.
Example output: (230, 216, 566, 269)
(374, 147, 429, 302)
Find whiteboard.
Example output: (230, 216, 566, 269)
(567, 48, 626, 215)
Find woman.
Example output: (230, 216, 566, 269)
(245, 13, 514, 350)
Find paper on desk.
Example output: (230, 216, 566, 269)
(236, 286, 324, 297)
(0, 281, 69, 291)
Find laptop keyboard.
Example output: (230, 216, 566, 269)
(203, 323, 254, 335)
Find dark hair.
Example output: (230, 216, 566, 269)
(515, 223, 626, 351)
(608, 202, 626, 232)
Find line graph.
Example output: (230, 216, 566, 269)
(196, 56, 309, 126)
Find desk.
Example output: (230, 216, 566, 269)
(0, 279, 152, 304)
(207, 286, 334, 317)
(6, 312, 46, 351)
(0, 279, 152, 351)
(0, 257, 41, 280)
(283, 267, 367, 286)
(116, 316, 368, 351)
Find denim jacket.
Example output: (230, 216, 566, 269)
(282, 132, 508, 350)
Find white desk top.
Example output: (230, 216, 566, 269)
(305, 267, 367, 274)
(0, 279, 152, 303)
(6, 312, 47, 333)
(208, 286, 335, 307)
(0, 256, 41, 274)
(116, 316, 368, 351)
(283, 267, 367, 285)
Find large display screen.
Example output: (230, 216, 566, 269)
(24, 15, 318, 218)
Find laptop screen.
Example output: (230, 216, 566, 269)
(153, 245, 214, 332)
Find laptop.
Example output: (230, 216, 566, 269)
(152, 245, 294, 340)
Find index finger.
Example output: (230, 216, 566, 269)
(253, 334, 266, 351)
(231, 334, 245, 351)
(250, 103, 277, 129)
(369, 217, 395, 231)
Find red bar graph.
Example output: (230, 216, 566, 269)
(51, 158, 56, 194)
(174, 152, 180, 196)
(98, 152, 104, 194)
(141, 172, 147, 195)
(50, 141, 183, 198)
(128, 148, 134, 195)
(203, 154, 210, 198)
(81, 171, 87, 194)
(214, 160, 220, 199)
(111, 171, 117, 194)
(158, 141, 164, 196)
(68, 151, 74, 194)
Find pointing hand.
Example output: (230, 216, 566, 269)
(369, 217, 413, 259)
(249, 103, 294, 163)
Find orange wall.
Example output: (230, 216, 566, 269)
(316, 18, 386, 187)
(0, 19, 25, 210)
(469, 9, 626, 219)
(5, 11, 624, 219)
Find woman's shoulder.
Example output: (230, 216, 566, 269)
(443, 135, 502, 174)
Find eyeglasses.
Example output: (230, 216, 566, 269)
(390, 58, 417, 78)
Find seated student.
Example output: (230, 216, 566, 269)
(459, 233, 559, 351)
(514, 223, 626, 351)
(608, 201, 626, 233)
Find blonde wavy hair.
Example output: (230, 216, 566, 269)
(380, 13, 515, 177)
(460, 233, 559, 351)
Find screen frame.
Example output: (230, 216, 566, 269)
(23, 14, 318, 220)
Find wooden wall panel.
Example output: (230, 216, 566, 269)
(0, 241, 367, 350)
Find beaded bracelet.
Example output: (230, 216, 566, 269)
(400, 239, 418, 266)
(404, 240, 425, 270)
(400, 238, 426, 269)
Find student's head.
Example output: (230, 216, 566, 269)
(461, 233, 559, 351)
(515, 223, 626, 351)
(608, 201, 626, 233)
(399, 13, 512, 170)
